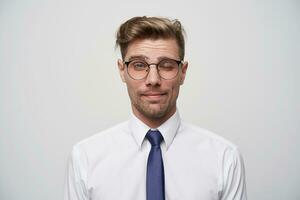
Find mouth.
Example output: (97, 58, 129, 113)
(141, 92, 167, 101)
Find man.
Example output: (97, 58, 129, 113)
(64, 16, 247, 200)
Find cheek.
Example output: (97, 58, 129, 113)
(127, 84, 136, 96)
(126, 80, 140, 98)
(168, 81, 181, 99)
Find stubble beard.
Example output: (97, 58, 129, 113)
(128, 85, 180, 123)
(130, 92, 176, 121)
(134, 100, 170, 120)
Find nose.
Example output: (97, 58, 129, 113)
(145, 65, 161, 86)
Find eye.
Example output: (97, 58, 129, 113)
(158, 60, 177, 71)
(130, 60, 148, 71)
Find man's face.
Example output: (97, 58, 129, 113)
(118, 38, 188, 124)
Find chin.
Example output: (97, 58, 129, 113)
(146, 111, 166, 119)
(140, 105, 170, 119)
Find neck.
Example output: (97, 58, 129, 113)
(132, 107, 176, 129)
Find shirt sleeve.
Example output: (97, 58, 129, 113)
(220, 147, 247, 200)
(64, 145, 89, 200)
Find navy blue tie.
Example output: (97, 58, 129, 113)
(146, 130, 165, 200)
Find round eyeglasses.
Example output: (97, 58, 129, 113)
(124, 58, 182, 80)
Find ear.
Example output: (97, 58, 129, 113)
(118, 59, 126, 83)
(179, 61, 188, 85)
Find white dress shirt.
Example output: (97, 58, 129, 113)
(64, 110, 247, 200)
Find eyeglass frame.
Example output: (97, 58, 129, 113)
(123, 58, 183, 80)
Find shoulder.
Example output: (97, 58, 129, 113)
(178, 121, 239, 153)
(71, 121, 130, 157)
(178, 121, 246, 182)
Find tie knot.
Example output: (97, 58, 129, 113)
(146, 130, 163, 147)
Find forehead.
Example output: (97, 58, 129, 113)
(125, 38, 180, 60)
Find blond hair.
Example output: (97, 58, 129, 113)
(116, 16, 185, 60)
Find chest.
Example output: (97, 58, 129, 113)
(87, 147, 221, 200)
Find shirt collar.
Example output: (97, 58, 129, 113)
(128, 110, 181, 150)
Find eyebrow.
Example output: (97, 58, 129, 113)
(126, 55, 180, 61)
(126, 55, 149, 61)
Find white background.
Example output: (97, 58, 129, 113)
(0, 0, 299, 199)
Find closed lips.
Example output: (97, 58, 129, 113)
(143, 92, 166, 96)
